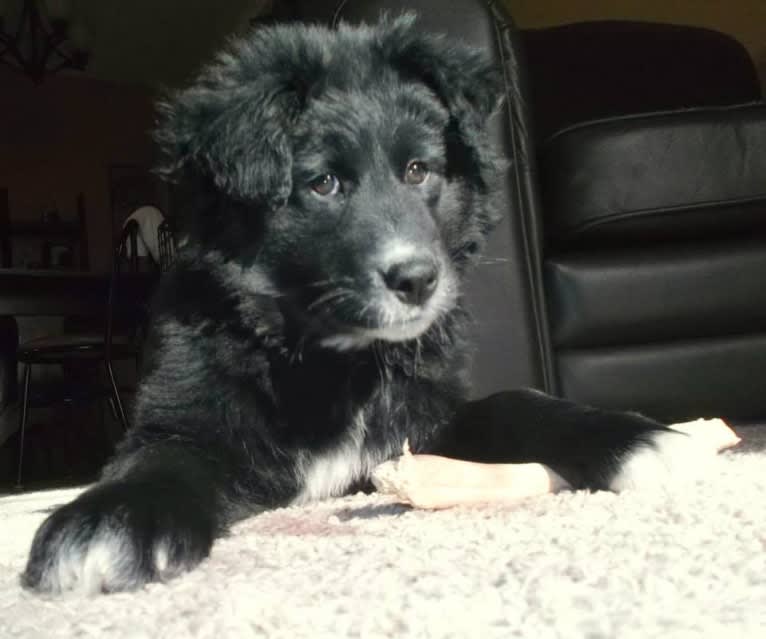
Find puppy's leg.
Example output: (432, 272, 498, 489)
(21, 443, 226, 594)
(429, 389, 736, 492)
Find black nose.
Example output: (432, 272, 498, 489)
(382, 258, 439, 306)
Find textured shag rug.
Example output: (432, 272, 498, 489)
(1, 450, 765, 639)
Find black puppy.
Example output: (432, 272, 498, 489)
(23, 16, 680, 594)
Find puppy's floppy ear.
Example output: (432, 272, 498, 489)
(376, 14, 505, 188)
(378, 15, 503, 120)
(154, 27, 324, 207)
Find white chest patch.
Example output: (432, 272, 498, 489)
(291, 412, 386, 505)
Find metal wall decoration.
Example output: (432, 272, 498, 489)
(0, 0, 90, 83)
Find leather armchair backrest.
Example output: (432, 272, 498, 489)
(522, 21, 761, 143)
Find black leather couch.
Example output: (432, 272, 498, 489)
(525, 21, 766, 421)
(283, 0, 766, 422)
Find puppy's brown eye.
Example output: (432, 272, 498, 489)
(404, 161, 429, 185)
(310, 174, 341, 197)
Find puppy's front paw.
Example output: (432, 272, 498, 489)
(610, 419, 738, 492)
(22, 479, 214, 594)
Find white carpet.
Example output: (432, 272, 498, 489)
(1, 451, 765, 639)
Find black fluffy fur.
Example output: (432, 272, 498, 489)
(22, 16, 670, 594)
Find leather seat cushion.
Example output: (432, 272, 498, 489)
(19, 332, 135, 361)
(556, 334, 766, 422)
(545, 239, 766, 349)
(540, 103, 766, 246)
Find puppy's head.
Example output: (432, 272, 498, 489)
(156, 15, 505, 349)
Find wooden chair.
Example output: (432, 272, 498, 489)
(15, 222, 152, 487)
(157, 218, 176, 273)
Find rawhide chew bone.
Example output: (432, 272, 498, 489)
(666, 417, 741, 451)
(371, 440, 570, 510)
(372, 418, 740, 510)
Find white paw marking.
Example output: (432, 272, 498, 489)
(38, 529, 181, 594)
(610, 429, 722, 492)
(153, 542, 169, 575)
(41, 529, 135, 595)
